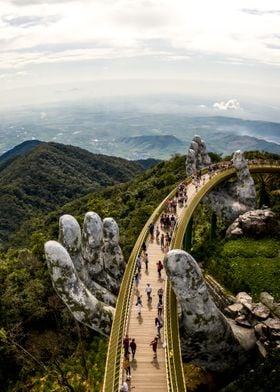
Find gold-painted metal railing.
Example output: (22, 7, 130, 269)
(103, 162, 280, 392)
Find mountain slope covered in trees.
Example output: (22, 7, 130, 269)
(0, 139, 43, 168)
(0, 142, 144, 247)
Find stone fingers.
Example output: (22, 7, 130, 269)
(103, 217, 126, 277)
(45, 240, 114, 336)
(82, 212, 104, 274)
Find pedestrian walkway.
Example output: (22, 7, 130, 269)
(124, 175, 202, 391)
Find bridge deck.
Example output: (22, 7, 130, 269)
(125, 180, 199, 391)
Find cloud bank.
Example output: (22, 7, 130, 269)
(213, 99, 241, 111)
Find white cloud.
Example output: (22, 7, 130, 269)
(213, 99, 241, 111)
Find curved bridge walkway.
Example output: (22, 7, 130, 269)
(103, 161, 280, 392)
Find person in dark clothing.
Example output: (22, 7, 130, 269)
(149, 222, 155, 239)
(150, 337, 158, 358)
(123, 335, 130, 357)
(157, 260, 163, 278)
(130, 338, 137, 359)
(142, 242, 147, 253)
(155, 317, 163, 338)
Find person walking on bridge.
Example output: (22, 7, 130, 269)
(149, 222, 155, 239)
(155, 226, 160, 243)
(136, 256, 141, 273)
(155, 316, 163, 338)
(143, 252, 149, 271)
(123, 356, 131, 381)
(156, 260, 163, 278)
(157, 287, 164, 302)
(145, 283, 152, 301)
(130, 338, 137, 359)
(123, 334, 130, 357)
(150, 337, 158, 358)
(135, 296, 143, 315)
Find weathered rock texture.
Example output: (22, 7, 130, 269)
(164, 249, 247, 372)
(226, 208, 277, 238)
(45, 212, 126, 336)
(225, 291, 280, 357)
(186, 135, 211, 177)
(204, 150, 256, 225)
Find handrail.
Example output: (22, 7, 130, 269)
(103, 162, 280, 392)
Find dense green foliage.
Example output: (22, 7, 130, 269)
(204, 238, 280, 301)
(0, 140, 43, 167)
(0, 249, 108, 391)
(14, 154, 186, 259)
(0, 142, 144, 247)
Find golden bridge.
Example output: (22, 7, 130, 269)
(103, 161, 280, 392)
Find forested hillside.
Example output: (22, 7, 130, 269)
(0, 142, 145, 247)
(0, 139, 43, 167)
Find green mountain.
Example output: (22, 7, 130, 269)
(0, 139, 43, 168)
(0, 142, 144, 246)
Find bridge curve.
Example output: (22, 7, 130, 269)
(103, 162, 280, 392)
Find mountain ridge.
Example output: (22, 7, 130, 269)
(0, 141, 145, 246)
(0, 139, 43, 169)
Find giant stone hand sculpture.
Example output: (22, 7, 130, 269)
(45, 212, 126, 336)
(186, 136, 257, 225)
(204, 150, 256, 224)
(186, 135, 211, 177)
(164, 249, 248, 372)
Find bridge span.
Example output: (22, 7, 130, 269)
(103, 161, 280, 392)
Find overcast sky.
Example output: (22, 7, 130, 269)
(0, 0, 279, 119)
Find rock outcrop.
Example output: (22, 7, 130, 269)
(204, 150, 256, 225)
(45, 212, 126, 336)
(225, 292, 280, 357)
(186, 135, 211, 177)
(164, 249, 248, 372)
(226, 208, 277, 238)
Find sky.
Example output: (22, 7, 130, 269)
(0, 0, 280, 120)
